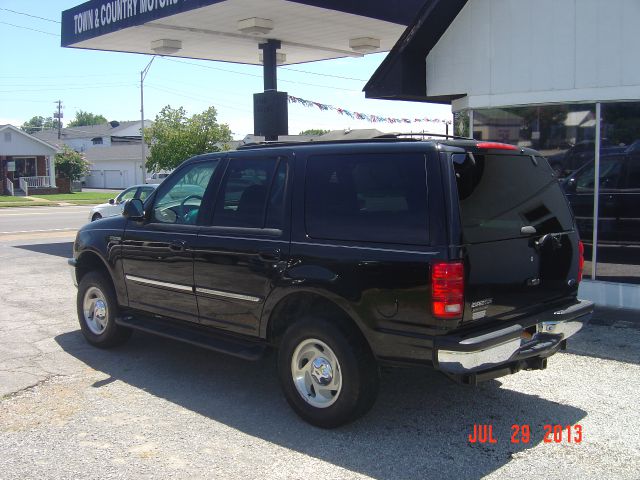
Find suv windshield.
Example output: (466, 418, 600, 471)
(453, 153, 574, 243)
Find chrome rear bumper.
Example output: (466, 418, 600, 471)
(435, 299, 593, 375)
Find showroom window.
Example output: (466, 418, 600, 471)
(471, 102, 640, 285)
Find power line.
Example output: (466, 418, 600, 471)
(145, 84, 253, 114)
(0, 83, 137, 93)
(0, 73, 129, 79)
(0, 7, 61, 24)
(0, 21, 59, 37)
(162, 57, 361, 93)
(280, 66, 367, 82)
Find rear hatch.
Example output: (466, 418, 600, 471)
(451, 146, 581, 323)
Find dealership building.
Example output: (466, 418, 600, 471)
(366, 0, 640, 308)
(63, 0, 640, 308)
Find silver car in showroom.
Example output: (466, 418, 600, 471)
(88, 184, 157, 222)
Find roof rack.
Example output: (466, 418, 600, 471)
(236, 134, 474, 150)
(375, 132, 474, 141)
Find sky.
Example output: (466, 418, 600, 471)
(0, 1, 453, 140)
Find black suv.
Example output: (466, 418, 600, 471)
(69, 138, 593, 427)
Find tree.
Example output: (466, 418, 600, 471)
(144, 105, 233, 172)
(68, 110, 108, 127)
(21, 116, 61, 134)
(299, 129, 330, 136)
(55, 145, 90, 181)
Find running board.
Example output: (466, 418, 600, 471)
(116, 315, 267, 361)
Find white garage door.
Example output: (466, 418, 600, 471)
(85, 170, 104, 188)
(104, 170, 124, 189)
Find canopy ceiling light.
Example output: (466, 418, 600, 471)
(150, 39, 182, 55)
(237, 17, 274, 35)
(259, 52, 287, 65)
(349, 37, 380, 53)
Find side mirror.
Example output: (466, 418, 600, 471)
(108, 198, 115, 205)
(122, 198, 144, 220)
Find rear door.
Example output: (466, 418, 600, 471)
(452, 150, 580, 323)
(192, 153, 291, 336)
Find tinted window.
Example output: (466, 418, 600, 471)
(153, 161, 218, 225)
(213, 158, 278, 228)
(454, 153, 574, 243)
(305, 154, 429, 245)
(265, 159, 288, 229)
(575, 158, 624, 192)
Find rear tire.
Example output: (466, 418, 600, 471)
(278, 316, 379, 428)
(77, 271, 131, 348)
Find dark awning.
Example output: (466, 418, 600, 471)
(364, 0, 468, 104)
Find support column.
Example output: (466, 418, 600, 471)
(254, 40, 288, 142)
(48, 155, 57, 188)
(591, 103, 601, 280)
(259, 39, 280, 92)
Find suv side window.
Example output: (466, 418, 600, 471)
(213, 157, 280, 228)
(305, 153, 429, 245)
(152, 161, 218, 225)
(265, 159, 288, 229)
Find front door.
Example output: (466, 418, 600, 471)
(193, 154, 291, 336)
(121, 158, 221, 322)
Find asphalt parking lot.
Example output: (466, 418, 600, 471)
(0, 227, 639, 479)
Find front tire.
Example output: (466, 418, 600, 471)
(77, 271, 131, 348)
(278, 317, 379, 428)
(91, 213, 102, 222)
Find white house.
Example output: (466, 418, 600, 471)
(83, 144, 149, 188)
(0, 125, 59, 196)
(33, 120, 151, 189)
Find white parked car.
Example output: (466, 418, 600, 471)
(89, 184, 158, 222)
(145, 172, 171, 184)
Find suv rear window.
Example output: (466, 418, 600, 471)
(305, 153, 428, 245)
(453, 153, 574, 243)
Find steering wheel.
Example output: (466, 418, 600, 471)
(179, 195, 203, 223)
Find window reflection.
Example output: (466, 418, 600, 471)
(471, 102, 640, 284)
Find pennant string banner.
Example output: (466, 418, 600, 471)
(287, 95, 453, 125)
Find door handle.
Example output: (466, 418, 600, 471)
(169, 240, 186, 252)
(258, 249, 281, 261)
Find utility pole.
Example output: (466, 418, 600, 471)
(54, 100, 63, 139)
(140, 56, 156, 183)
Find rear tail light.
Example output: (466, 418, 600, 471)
(577, 241, 585, 283)
(432, 262, 464, 319)
(476, 142, 519, 151)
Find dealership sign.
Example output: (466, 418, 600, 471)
(62, 0, 214, 46)
(72, 0, 184, 35)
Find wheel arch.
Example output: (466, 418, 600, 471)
(75, 249, 126, 305)
(261, 288, 372, 349)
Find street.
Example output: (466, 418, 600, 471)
(0, 205, 90, 235)
(0, 206, 639, 479)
